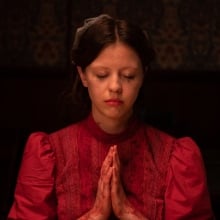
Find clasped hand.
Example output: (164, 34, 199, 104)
(79, 145, 147, 220)
(89, 145, 136, 220)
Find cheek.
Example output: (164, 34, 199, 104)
(87, 84, 103, 99)
(125, 84, 142, 101)
(133, 85, 142, 99)
(132, 81, 143, 94)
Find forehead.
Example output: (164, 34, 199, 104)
(88, 42, 142, 70)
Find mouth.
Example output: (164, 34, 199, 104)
(105, 99, 123, 106)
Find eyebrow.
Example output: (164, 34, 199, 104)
(90, 65, 140, 71)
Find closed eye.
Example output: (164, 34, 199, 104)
(96, 74, 108, 79)
(123, 75, 135, 80)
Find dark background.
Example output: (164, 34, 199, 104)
(0, 0, 220, 219)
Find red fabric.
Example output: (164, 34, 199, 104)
(8, 115, 214, 219)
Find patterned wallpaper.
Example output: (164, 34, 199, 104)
(1, 0, 220, 72)
(0, 0, 67, 70)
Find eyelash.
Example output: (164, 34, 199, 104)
(124, 75, 135, 80)
(96, 74, 135, 80)
(96, 74, 107, 79)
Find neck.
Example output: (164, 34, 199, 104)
(92, 112, 132, 134)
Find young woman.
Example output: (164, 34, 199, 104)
(8, 14, 214, 220)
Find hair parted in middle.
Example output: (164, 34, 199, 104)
(69, 14, 155, 120)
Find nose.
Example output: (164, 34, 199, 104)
(108, 75, 122, 94)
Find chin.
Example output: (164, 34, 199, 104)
(104, 110, 131, 121)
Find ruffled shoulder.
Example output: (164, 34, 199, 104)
(164, 137, 214, 219)
(8, 132, 57, 219)
(18, 132, 55, 183)
(171, 137, 204, 171)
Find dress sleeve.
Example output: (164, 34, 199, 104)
(164, 137, 215, 220)
(7, 132, 57, 220)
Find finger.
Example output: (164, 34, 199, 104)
(114, 145, 120, 167)
(105, 166, 113, 184)
(101, 147, 114, 175)
(100, 166, 113, 197)
(112, 166, 119, 185)
(104, 146, 114, 166)
(113, 146, 120, 173)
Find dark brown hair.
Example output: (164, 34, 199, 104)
(64, 14, 155, 122)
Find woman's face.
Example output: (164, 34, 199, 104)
(78, 42, 144, 123)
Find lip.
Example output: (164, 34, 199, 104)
(105, 99, 123, 106)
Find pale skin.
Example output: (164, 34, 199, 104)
(77, 42, 148, 219)
(78, 145, 148, 220)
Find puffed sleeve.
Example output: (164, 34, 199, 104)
(8, 132, 57, 220)
(164, 137, 215, 220)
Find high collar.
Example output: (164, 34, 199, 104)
(83, 113, 141, 145)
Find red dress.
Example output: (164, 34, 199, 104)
(8, 114, 214, 219)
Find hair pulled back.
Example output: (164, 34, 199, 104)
(67, 14, 155, 122)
